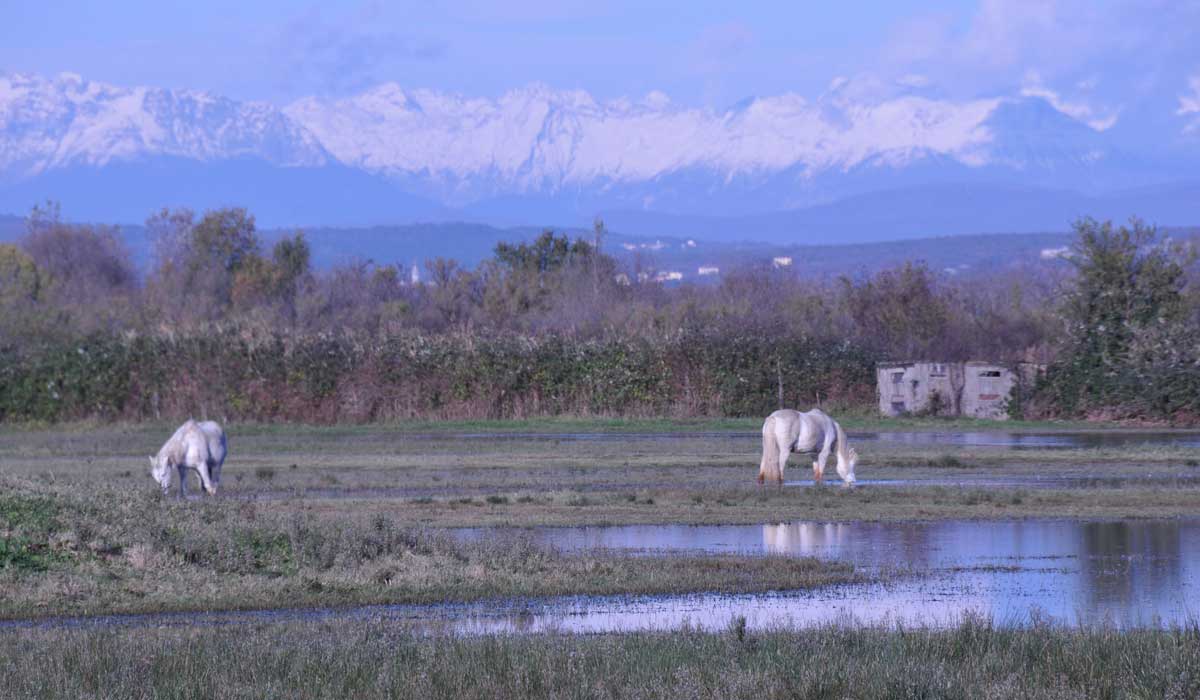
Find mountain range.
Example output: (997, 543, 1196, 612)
(1, 71, 1198, 241)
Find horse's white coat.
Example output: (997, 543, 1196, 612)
(758, 408, 857, 486)
(150, 419, 227, 497)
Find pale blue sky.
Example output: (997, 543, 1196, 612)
(3, 0, 1198, 125)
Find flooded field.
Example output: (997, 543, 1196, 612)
(7, 517, 1196, 634)
(861, 431, 1200, 449)
(395, 429, 1200, 450)
(3, 420, 1199, 631)
(447, 517, 1200, 631)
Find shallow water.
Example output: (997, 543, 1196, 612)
(231, 474, 1200, 502)
(7, 518, 1197, 634)
(444, 518, 1200, 630)
(861, 431, 1200, 449)
(399, 430, 1200, 450)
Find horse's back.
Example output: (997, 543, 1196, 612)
(176, 421, 210, 461)
(801, 408, 839, 433)
(764, 409, 802, 430)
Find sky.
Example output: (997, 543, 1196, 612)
(3, 0, 1200, 132)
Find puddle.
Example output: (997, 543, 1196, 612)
(8, 518, 1196, 634)
(393, 430, 1200, 450)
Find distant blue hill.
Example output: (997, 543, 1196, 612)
(0, 157, 447, 229)
(599, 182, 1200, 245)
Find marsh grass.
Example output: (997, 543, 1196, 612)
(0, 476, 856, 619)
(3, 616, 1198, 699)
(925, 454, 965, 468)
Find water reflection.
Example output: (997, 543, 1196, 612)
(522, 518, 1200, 628)
(6, 519, 1197, 635)
(401, 430, 1200, 449)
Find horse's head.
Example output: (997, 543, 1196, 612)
(149, 455, 171, 493)
(840, 447, 858, 486)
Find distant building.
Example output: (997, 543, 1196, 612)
(654, 270, 683, 282)
(623, 240, 668, 251)
(876, 361, 1041, 420)
(697, 266, 719, 276)
(772, 256, 793, 268)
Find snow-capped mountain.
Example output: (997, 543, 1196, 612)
(0, 72, 328, 178)
(0, 71, 1196, 236)
(284, 83, 1004, 193)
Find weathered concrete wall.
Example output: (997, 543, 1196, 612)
(877, 361, 1016, 419)
(961, 362, 1016, 419)
(877, 362, 961, 417)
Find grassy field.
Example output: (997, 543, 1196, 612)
(2, 418, 1199, 618)
(2, 418, 1198, 527)
(4, 616, 1198, 699)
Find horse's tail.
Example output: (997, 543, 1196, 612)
(760, 415, 780, 483)
(834, 419, 857, 483)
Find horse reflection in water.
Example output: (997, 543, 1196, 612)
(762, 522, 854, 557)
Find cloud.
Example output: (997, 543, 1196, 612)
(1179, 75, 1200, 133)
(897, 74, 931, 89)
(878, 0, 1200, 132)
(439, 0, 614, 23)
(1020, 73, 1119, 131)
(882, 0, 1121, 86)
(278, 6, 447, 96)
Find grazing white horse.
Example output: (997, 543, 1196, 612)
(150, 419, 227, 497)
(758, 408, 857, 486)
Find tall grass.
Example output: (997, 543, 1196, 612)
(3, 616, 1198, 699)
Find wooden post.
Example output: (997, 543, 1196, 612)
(776, 359, 784, 409)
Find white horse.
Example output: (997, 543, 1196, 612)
(758, 408, 857, 486)
(150, 419, 227, 497)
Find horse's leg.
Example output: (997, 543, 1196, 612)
(177, 464, 188, 499)
(814, 437, 833, 485)
(196, 463, 214, 495)
(776, 442, 790, 485)
(759, 417, 776, 486)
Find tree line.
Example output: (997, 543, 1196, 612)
(0, 203, 1196, 423)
